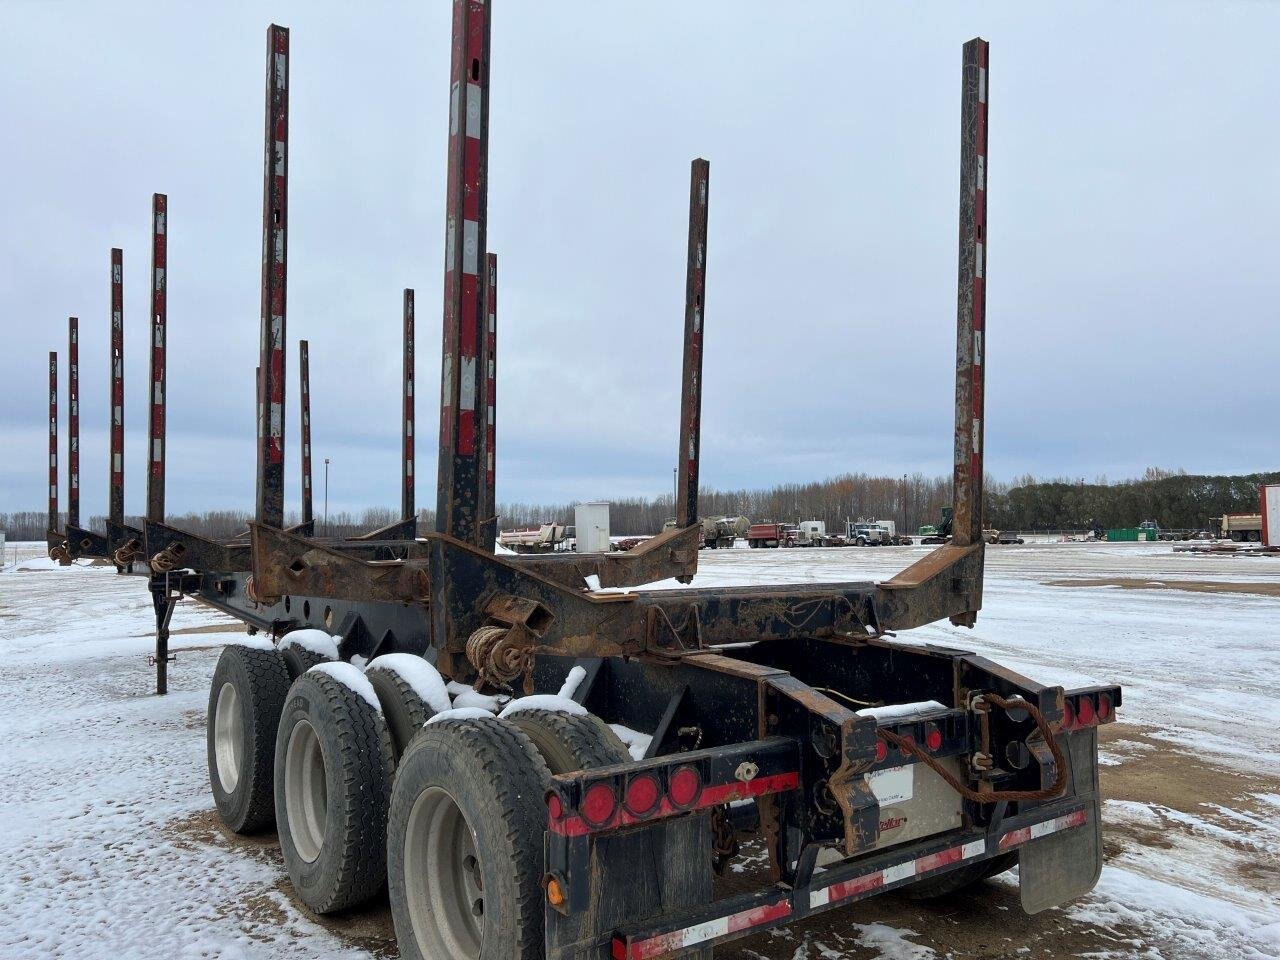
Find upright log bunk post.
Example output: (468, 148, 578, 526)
(255, 24, 290, 531)
(299, 340, 314, 532)
(480, 253, 497, 548)
(948, 38, 989, 624)
(47, 352, 58, 545)
(676, 159, 710, 531)
(402, 289, 415, 524)
(106, 247, 141, 570)
(68, 317, 80, 531)
(147, 193, 176, 693)
(435, 0, 490, 548)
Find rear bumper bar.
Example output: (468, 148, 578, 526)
(611, 802, 1088, 960)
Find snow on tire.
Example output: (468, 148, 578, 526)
(506, 709, 630, 774)
(207, 643, 291, 834)
(388, 716, 551, 960)
(365, 655, 450, 760)
(279, 629, 339, 680)
(274, 667, 396, 914)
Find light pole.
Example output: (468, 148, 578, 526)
(324, 458, 330, 536)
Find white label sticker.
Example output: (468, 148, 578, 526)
(866, 766, 913, 806)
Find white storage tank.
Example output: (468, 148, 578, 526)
(1264, 485, 1280, 548)
(575, 502, 611, 553)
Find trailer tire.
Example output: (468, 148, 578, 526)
(900, 851, 1017, 900)
(507, 709, 630, 774)
(274, 667, 396, 914)
(281, 644, 335, 681)
(208, 643, 291, 834)
(388, 717, 551, 960)
(366, 660, 439, 760)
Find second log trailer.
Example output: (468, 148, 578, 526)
(44, 11, 1120, 960)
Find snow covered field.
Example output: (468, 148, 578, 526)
(0, 541, 1276, 959)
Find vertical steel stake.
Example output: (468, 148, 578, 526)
(480, 253, 497, 547)
(47, 351, 58, 533)
(300, 341, 313, 526)
(436, 0, 491, 545)
(403, 288, 415, 521)
(68, 317, 79, 529)
(676, 159, 710, 529)
(256, 24, 290, 529)
(147, 193, 168, 523)
(109, 247, 125, 527)
(951, 39, 989, 551)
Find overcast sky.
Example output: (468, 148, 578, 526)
(2, 1, 1277, 519)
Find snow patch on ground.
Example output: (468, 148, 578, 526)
(308, 661, 381, 712)
(367, 654, 452, 714)
(278, 628, 339, 660)
(498, 694, 587, 718)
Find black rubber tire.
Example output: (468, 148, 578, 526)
(388, 717, 552, 960)
(506, 709, 630, 774)
(281, 644, 335, 681)
(366, 660, 438, 760)
(900, 851, 1018, 900)
(207, 644, 291, 834)
(274, 668, 396, 914)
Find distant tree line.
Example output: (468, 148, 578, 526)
(5, 467, 1276, 540)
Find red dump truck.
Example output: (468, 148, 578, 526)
(746, 522, 798, 548)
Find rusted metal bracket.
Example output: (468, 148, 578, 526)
(144, 519, 250, 573)
(875, 542, 984, 630)
(251, 522, 430, 606)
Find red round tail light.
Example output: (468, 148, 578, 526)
(898, 734, 915, 757)
(925, 727, 943, 752)
(581, 782, 617, 826)
(668, 766, 702, 808)
(874, 739, 888, 763)
(1097, 693, 1113, 722)
(547, 792, 564, 821)
(1077, 696, 1095, 726)
(1060, 699, 1076, 731)
(623, 774, 660, 816)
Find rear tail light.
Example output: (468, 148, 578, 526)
(547, 792, 564, 821)
(925, 726, 943, 752)
(581, 781, 617, 826)
(1097, 693, 1113, 722)
(1060, 699, 1076, 731)
(1077, 696, 1095, 727)
(623, 774, 660, 817)
(668, 766, 702, 808)
(874, 739, 888, 763)
(897, 734, 915, 757)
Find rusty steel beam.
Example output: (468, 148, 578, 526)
(436, 0, 490, 546)
(47, 351, 58, 532)
(68, 317, 80, 528)
(147, 193, 168, 523)
(109, 247, 125, 526)
(256, 24, 290, 529)
(299, 340, 313, 525)
(403, 288, 415, 520)
(676, 158, 710, 529)
(481, 253, 496, 546)
(951, 39, 988, 551)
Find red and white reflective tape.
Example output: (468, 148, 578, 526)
(614, 901, 793, 960)
(968, 40, 988, 485)
(998, 808, 1085, 850)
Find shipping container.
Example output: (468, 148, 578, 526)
(1106, 528, 1157, 542)
(1264, 485, 1280, 548)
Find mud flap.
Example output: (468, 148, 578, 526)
(1019, 728, 1102, 913)
(546, 812, 714, 960)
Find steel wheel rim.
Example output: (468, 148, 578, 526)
(213, 682, 243, 793)
(404, 786, 484, 959)
(284, 718, 328, 863)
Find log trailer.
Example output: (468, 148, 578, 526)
(42, 10, 1121, 960)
